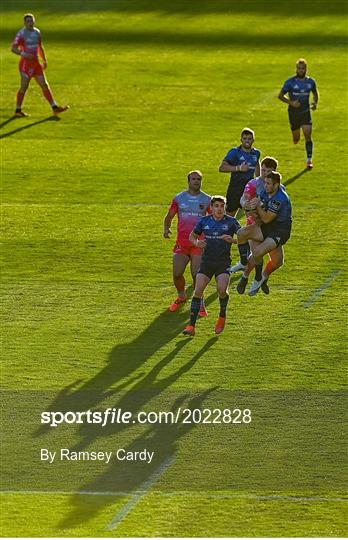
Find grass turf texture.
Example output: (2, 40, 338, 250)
(1, 0, 347, 536)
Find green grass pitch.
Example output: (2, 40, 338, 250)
(1, 0, 347, 536)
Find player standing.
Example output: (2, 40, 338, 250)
(11, 13, 69, 117)
(219, 128, 261, 272)
(236, 172, 292, 296)
(164, 170, 211, 314)
(278, 58, 319, 169)
(183, 196, 240, 336)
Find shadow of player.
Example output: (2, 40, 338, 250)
(58, 386, 217, 530)
(0, 115, 60, 139)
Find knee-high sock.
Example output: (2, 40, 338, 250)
(219, 294, 229, 318)
(305, 140, 313, 159)
(238, 242, 249, 265)
(16, 90, 26, 109)
(189, 297, 201, 326)
(255, 263, 263, 281)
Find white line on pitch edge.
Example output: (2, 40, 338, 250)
(303, 270, 343, 308)
(106, 454, 175, 531)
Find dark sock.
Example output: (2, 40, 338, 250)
(255, 263, 263, 281)
(238, 242, 249, 266)
(219, 294, 229, 318)
(15, 108, 21, 112)
(190, 297, 201, 326)
(305, 140, 313, 159)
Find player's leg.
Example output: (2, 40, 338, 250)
(169, 252, 190, 311)
(291, 127, 301, 144)
(183, 272, 210, 335)
(236, 239, 259, 294)
(215, 272, 230, 334)
(248, 237, 277, 296)
(227, 183, 249, 271)
(261, 246, 284, 294)
(302, 124, 314, 168)
(15, 73, 30, 116)
(288, 109, 301, 144)
(190, 253, 208, 317)
(34, 73, 69, 114)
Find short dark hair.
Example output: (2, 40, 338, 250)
(266, 171, 282, 184)
(24, 13, 35, 21)
(261, 156, 278, 170)
(187, 169, 202, 182)
(211, 195, 226, 205)
(241, 127, 255, 139)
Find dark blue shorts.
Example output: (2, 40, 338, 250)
(288, 108, 312, 131)
(198, 260, 231, 279)
(261, 223, 291, 247)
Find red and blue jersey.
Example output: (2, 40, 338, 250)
(169, 190, 211, 246)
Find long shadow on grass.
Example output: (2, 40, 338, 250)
(0, 116, 17, 130)
(0, 0, 343, 16)
(58, 365, 218, 529)
(284, 168, 309, 187)
(33, 290, 220, 527)
(0, 115, 60, 139)
(1, 28, 344, 49)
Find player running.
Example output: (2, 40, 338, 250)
(278, 58, 319, 169)
(164, 170, 211, 314)
(11, 13, 69, 117)
(182, 196, 240, 336)
(236, 172, 292, 296)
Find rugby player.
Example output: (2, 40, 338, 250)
(218, 127, 261, 216)
(230, 156, 283, 286)
(164, 170, 211, 315)
(236, 172, 292, 296)
(278, 58, 319, 169)
(182, 196, 240, 336)
(219, 128, 261, 273)
(11, 13, 69, 117)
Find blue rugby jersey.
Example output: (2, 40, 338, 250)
(223, 145, 261, 185)
(281, 76, 317, 112)
(259, 188, 292, 231)
(194, 214, 241, 262)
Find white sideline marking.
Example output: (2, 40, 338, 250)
(303, 270, 343, 308)
(1, 489, 346, 503)
(106, 454, 175, 531)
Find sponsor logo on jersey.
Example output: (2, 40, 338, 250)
(270, 200, 281, 211)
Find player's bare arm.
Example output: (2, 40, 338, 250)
(218, 160, 249, 173)
(255, 160, 261, 177)
(278, 90, 300, 108)
(11, 44, 34, 59)
(220, 234, 237, 244)
(189, 231, 206, 249)
(39, 44, 47, 68)
(163, 209, 176, 238)
(311, 88, 319, 110)
(253, 200, 277, 224)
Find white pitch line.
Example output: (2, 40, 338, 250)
(303, 270, 343, 308)
(106, 454, 175, 531)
